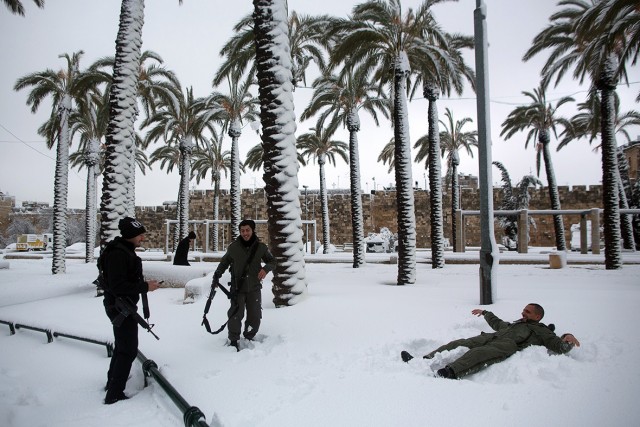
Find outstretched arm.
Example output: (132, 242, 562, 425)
(471, 308, 509, 331)
(538, 329, 580, 354)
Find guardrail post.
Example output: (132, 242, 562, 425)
(590, 208, 601, 254)
(517, 209, 529, 254)
(455, 209, 465, 253)
(142, 357, 158, 388)
(580, 214, 588, 254)
(0, 319, 16, 335)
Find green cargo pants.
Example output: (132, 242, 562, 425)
(228, 289, 262, 341)
(428, 333, 519, 378)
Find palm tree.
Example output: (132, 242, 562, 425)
(100, 0, 145, 247)
(329, 0, 474, 284)
(68, 91, 109, 263)
(422, 82, 446, 268)
(253, 0, 308, 307)
(559, 90, 640, 250)
(524, 0, 638, 268)
(3, 0, 43, 16)
(500, 81, 573, 251)
(147, 141, 182, 246)
(300, 67, 390, 267)
(142, 85, 212, 242)
(493, 161, 543, 250)
(192, 131, 232, 252)
(90, 49, 181, 217)
(415, 108, 478, 253)
(297, 124, 348, 254)
(200, 69, 259, 239)
(13, 51, 95, 274)
(214, 11, 330, 89)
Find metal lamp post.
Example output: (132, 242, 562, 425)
(474, 0, 498, 304)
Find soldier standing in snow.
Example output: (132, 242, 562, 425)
(100, 217, 160, 404)
(402, 304, 580, 379)
(212, 219, 275, 350)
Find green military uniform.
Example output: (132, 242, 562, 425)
(429, 311, 575, 378)
(213, 234, 275, 342)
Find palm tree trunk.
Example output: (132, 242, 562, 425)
(100, 0, 144, 248)
(318, 156, 331, 254)
(451, 155, 459, 252)
(84, 139, 100, 263)
(213, 177, 220, 251)
(174, 182, 181, 250)
(52, 97, 71, 274)
(540, 135, 566, 251)
(178, 137, 193, 240)
(126, 148, 136, 218)
(425, 83, 445, 268)
(393, 53, 416, 285)
(348, 109, 365, 267)
(598, 55, 622, 269)
(253, 0, 307, 306)
(230, 121, 242, 241)
(85, 166, 97, 263)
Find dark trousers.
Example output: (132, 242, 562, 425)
(105, 312, 138, 398)
(228, 289, 262, 341)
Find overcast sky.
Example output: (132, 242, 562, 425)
(1, 0, 638, 209)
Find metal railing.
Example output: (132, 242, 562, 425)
(164, 218, 318, 255)
(0, 319, 208, 427)
(455, 208, 640, 254)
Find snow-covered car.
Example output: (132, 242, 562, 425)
(2, 243, 18, 253)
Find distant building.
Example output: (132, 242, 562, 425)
(14, 201, 50, 213)
(458, 173, 479, 190)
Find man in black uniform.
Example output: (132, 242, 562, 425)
(173, 230, 196, 266)
(100, 217, 160, 404)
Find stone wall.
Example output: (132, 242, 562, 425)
(0, 186, 607, 250)
(132, 185, 604, 250)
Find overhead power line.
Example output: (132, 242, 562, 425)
(0, 122, 54, 161)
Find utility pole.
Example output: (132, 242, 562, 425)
(474, 0, 498, 304)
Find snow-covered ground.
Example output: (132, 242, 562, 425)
(1, 253, 639, 427)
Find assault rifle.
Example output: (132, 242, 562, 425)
(112, 295, 160, 340)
